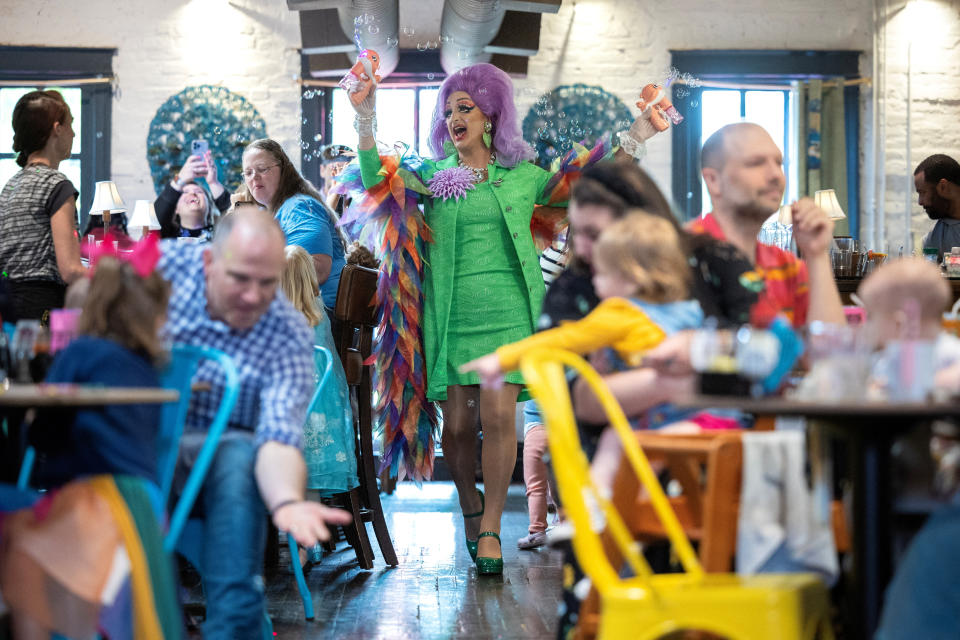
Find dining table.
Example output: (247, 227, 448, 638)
(672, 393, 959, 640)
(0, 383, 179, 482)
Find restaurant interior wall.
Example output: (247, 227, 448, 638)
(8, 0, 957, 252)
(874, 0, 960, 255)
(1, 0, 303, 205)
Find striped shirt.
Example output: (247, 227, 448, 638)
(158, 241, 315, 449)
(0, 165, 77, 283)
(540, 242, 568, 287)
(687, 213, 809, 327)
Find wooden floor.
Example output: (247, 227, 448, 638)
(263, 482, 563, 639)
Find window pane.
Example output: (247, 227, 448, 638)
(745, 91, 785, 156)
(0, 88, 34, 154)
(0, 158, 21, 190)
(0, 86, 82, 156)
(60, 159, 82, 208)
(332, 88, 416, 152)
(330, 89, 357, 148)
(418, 88, 439, 156)
(699, 90, 742, 215)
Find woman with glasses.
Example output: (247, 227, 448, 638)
(242, 138, 346, 310)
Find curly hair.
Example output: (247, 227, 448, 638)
(428, 63, 534, 167)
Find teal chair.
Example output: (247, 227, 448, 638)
(285, 345, 335, 621)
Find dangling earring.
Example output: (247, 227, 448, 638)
(482, 121, 493, 148)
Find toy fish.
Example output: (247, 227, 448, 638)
(340, 49, 382, 105)
(635, 83, 684, 131)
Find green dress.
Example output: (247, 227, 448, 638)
(358, 147, 557, 401)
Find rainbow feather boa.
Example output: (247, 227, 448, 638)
(333, 136, 614, 481)
(334, 149, 439, 482)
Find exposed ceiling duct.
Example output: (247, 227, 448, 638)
(439, 0, 505, 74)
(336, 0, 400, 78)
(291, 0, 562, 80)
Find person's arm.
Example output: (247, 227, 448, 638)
(312, 254, 333, 285)
(203, 151, 227, 208)
(572, 366, 696, 424)
(50, 199, 85, 283)
(255, 441, 351, 546)
(154, 183, 183, 238)
(495, 299, 663, 372)
(792, 197, 845, 324)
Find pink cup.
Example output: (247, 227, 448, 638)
(49, 308, 81, 353)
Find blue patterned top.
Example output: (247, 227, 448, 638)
(158, 241, 315, 449)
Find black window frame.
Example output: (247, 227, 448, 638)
(300, 52, 444, 190)
(0, 46, 114, 230)
(670, 49, 861, 237)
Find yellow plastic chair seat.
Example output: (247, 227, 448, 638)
(602, 572, 831, 640)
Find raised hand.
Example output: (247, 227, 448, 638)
(792, 196, 835, 258)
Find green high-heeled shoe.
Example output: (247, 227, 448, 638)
(475, 531, 503, 576)
(463, 490, 484, 562)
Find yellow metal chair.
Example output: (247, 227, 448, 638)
(520, 349, 834, 640)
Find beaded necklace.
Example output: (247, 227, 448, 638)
(458, 152, 496, 183)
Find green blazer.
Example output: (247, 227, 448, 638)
(359, 146, 560, 401)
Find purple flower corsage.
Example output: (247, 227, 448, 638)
(427, 167, 476, 202)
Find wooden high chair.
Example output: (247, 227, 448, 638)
(521, 349, 833, 640)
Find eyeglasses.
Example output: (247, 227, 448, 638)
(242, 164, 279, 180)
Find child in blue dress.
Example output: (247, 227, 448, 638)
(280, 245, 358, 567)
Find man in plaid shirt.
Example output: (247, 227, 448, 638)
(159, 211, 349, 639)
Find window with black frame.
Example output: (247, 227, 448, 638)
(670, 50, 861, 237)
(0, 47, 114, 230)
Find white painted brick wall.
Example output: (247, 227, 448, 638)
(5, 0, 956, 251)
(2, 0, 303, 204)
(877, 0, 960, 253)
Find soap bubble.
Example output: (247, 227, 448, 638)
(387, 36, 398, 47)
(402, 26, 415, 36)
(96, 131, 103, 139)
(427, 73, 435, 81)
(417, 42, 427, 52)
(368, 25, 379, 34)
(314, 133, 323, 141)
(213, 126, 222, 135)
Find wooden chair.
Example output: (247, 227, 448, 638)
(328, 263, 399, 568)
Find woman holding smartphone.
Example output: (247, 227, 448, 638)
(153, 141, 230, 241)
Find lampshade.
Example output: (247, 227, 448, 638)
(777, 204, 793, 225)
(88, 180, 126, 216)
(128, 200, 161, 230)
(814, 189, 847, 220)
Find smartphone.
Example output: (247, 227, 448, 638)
(191, 139, 209, 158)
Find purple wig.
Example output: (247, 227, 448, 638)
(428, 63, 535, 168)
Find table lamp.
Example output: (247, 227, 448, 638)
(88, 180, 126, 227)
(128, 199, 161, 240)
(814, 189, 847, 221)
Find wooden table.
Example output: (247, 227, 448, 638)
(0, 383, 178, 407)
(673, 394, 959, 640)
(0, 384, 179, 482)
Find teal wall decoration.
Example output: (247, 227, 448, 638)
(146, 85, 267, 195)
(522, 84, 633, 168)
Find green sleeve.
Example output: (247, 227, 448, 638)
(358, 146, 385, 190)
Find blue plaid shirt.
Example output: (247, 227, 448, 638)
(158, 241, 314, 449)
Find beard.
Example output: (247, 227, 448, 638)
(924, 195, 952, 220)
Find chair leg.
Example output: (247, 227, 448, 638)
(286, 533, 315, 620)
(356, 370, 399, 566)
(339, 487, 375, 569)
